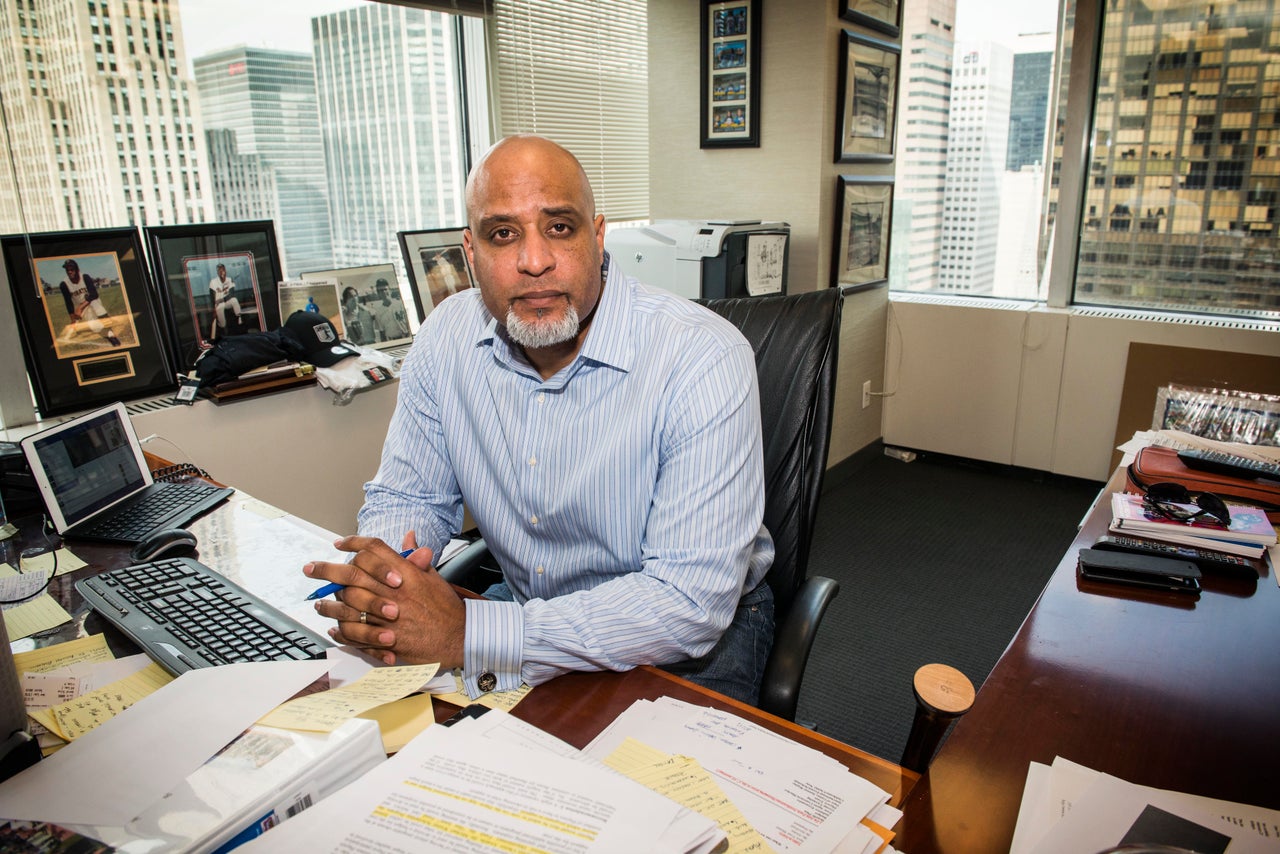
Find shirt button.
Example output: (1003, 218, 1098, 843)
(537, 393, 545, 405)
(535, 565, 545, 575)
(528, 456, 537, 466)
(477, 672, 497, 693)
(530, 514, 538, 525)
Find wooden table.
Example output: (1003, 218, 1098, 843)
(894, 471, 1280, 852)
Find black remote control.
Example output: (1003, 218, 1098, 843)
(1176, 448, 1280, 482)
(1091, 534, 1258, 576)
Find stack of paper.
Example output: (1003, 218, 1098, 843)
(583, 697, 901, 853)
(1012, 756, 1280, 853)
(239, 707, 727, 853)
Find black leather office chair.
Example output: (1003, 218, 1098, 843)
(440, 288, 843, 722)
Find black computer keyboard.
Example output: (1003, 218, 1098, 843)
(1177, 448, 1280, 482)
(78, 481, 233, 541)
(76, 557, 330, 675)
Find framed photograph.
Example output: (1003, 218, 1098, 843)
(700, 0, 761, 148)
(144, 221, 284, 371)
(1, 227, 176, 416)
(839, 0, 902, 38)
(299, 263, 413, 350)
(837, 29, 900, 163)
(397, 228, 476, 321)
(278, 277, 342, 326)
(832, 175, 894, 289)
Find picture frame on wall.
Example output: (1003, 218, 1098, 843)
(839, 0, 902, 39)
(836, 29, 900, 163)
(397, 227, 476, 322)
(1, 227, 177, 416)
(144, 220, 284, 371)
(832, 175, 894, 289)
(700, 0, 762, 148)
(300, 263, 414, 350)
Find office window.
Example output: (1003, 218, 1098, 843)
(891, 0, 1279, 319)
(1069, 0, 1279, 317)
(0, 1, 481, 279)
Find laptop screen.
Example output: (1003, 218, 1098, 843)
(26, 405, 149, 530)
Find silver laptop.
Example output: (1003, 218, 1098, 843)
(20, 402, 232, 543)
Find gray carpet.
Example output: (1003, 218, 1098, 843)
(794, 450, 1103, 764)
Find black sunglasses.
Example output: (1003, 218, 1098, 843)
(1142, 482, 1232, 527)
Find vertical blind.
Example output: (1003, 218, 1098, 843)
(488, 0, 649, 222)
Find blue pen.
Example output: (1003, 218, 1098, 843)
(305, 547, 416, 600)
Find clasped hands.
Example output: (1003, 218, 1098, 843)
(305, 534, 466, 668)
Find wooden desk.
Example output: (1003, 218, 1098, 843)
(895, 471, 1280, 852)
(12, 493, 916, 813)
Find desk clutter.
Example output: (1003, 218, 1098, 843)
(1011, 756, 1280, 853)
(0, 644, 902, 854)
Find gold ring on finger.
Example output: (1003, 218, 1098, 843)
(359, 611, 368, 624)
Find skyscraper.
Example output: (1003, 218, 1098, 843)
(311, 5, 467, 269)
(0, 0, 210, 232)
(939, 42, 1012, 294)
(193, 46, 332, 277)
(889, 0, 957, 293)
(1069, 0, 1280, 312)
(1006, 47, 1052, 171)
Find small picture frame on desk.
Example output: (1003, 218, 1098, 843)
(397, 227, 476, 322)
(1, 227, 176, 416)
(700, 0, 762, 148)
(299, 263, 414, 350)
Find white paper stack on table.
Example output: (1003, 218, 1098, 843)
(1012, 756, 1280, 853)
(582, 697, 901, 853)
(239, 705, 728, 853)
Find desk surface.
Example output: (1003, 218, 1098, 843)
(12, 483, 916, 813)
(895, 471, 1280, 852)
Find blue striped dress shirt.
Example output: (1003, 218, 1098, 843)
(358, 256, 774, 695)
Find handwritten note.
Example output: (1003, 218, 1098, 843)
(13, 634, 114, 675)
(0, 571, 53, 609)
(49, 662, 174, 740)
(605, 737, 772, 853)
(259, 663, 438, 732)
(21, 547, 88, 577)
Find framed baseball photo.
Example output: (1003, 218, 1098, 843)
(840, 0, 902, 38)
(2, 227, 176, 416)
(837, 29, 900, 163)
(700, 0, 762, 148)
(144, 220, 284, 372)
(397, 227, 476, 322)
(299, 263, 413, 350)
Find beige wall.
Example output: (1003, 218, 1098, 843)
(647, 0, 891, 466)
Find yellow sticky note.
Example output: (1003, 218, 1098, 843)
(432, 673, 532, 712)
(21, 547, 88, 577)
(48, 662, 173, 740)
(605, 737, 773, 853)
(13, 633, 114, 676)
(2, 596, 72, 642)
(358, 691, 434, 754)
(259, 663, 438, 733)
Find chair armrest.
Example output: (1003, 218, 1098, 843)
(437, 538, 498, 592)
(757, 575, 840, 722)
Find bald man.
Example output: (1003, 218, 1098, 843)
(307, 135, 774, 704)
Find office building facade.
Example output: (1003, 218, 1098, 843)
(193, 47, 332, 277)
(889, 0, 957, 293)
(312, 5, 467, 269)
(1070, 0, 1280, 312)
(938, 42, 1012, 294)
(0, 0, 210, 232)
(1006, 49, 1052, 172)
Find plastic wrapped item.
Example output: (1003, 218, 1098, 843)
(1151, 383, 1280, 447)
(313, 343, 401, 406)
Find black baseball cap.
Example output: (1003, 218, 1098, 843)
(282, 310, 360, 367)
